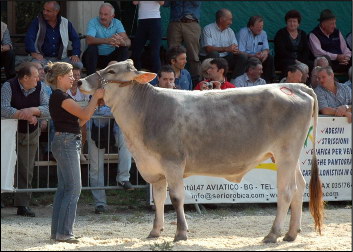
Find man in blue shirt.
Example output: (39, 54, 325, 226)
(236, 16, 275, 83)
(82, 3, 131, 75)
(165, 45, 193, 90)
(164, 1, 201, 86)
(25, 1, 82, 69)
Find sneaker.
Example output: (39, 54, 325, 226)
(95, 205, 106, 214)
(118, 181, 134, 190)
(17, 206, 35, 217)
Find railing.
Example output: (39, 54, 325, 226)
(1, 115, 148, 193)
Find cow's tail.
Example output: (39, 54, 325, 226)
(308, 89, 324, 235)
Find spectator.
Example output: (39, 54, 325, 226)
(346, 32, 352, 50)
(236, 15, 275, 83)
(279, 64, 303, 83)
(1, 21, 16, 81)
(343, 66, 352, 89)
(231, 57, 266, 87)
(1, 62, 50, 217)
(296, 61, 310, 85)
(131, 1, 164, 73)
(200, 58, 213, 80)
(314, 56, 330, 68)
(165, 1, 202, 85)
(25, 1, 82, 68)
(194, 57, 235, 90)
(314, 66, 352, 123)
(309, 9, 351, 73)
(82, 3, 131, 75)
(200, 8, 247, 80)
(164, 45, 192, 90)
(274, 10, 312, 75)
(46, 61, 104, 243)
(33, 61, 55, 161)
(66, 67, 89, 161)
(157, 65, 176, 89)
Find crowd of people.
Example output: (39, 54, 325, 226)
(1, 0, 352, 244)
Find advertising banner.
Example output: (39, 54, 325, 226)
(150, 117, 352, 205)
(1, 119, 18, 193)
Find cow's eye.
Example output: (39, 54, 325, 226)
(107, 70, 115, 74)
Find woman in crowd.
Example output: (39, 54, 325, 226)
(274, 10, 312, 76)
(46, 62, 104, 243)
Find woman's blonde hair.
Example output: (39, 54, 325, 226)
(45, 61, 73, 88)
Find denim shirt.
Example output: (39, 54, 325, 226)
(164, 1, 201, 21)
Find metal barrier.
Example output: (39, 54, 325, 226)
(4, 115, 148, 193)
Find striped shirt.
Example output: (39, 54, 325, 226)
(314, 82, 352, 110)
(200, 22, 238, 57)
(236, 27, 269, 54)
(231, 73, 266, 87)
(1, 80, 49, 118)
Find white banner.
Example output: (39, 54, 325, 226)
(150, 117, 352, 205)
(1, 119, 18, 193)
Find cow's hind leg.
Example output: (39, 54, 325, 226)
(148, 178, 167, 238)
(283, 163, 306, 241)
(263, 158, 297, 243)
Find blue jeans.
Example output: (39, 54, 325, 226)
(87, 123, 132, 207)
(51, 132, 82, 240)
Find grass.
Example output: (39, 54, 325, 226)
(149, 240, 174, 251)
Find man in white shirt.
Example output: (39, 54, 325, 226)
(200, 8, 247, 80)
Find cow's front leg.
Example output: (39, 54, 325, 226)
(148, 178, 167, 238)
(167, 177, 188, 242)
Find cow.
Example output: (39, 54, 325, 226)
(78, 59, 324, 243)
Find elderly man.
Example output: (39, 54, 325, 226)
(82, 3, 131, 75)
(200, 8, 247, 80)
(25, 1, 82, 68)
(236, 15, 275, 83)
(194, 57, 235, 90)
(309, 9, 351, 73)
(231, 57, 266, 87)
(314, 66, 352, 123)
(1, 62, 50, 217)
(1, 21, 16, 81)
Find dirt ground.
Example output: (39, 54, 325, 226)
(1, 197, 351, 251)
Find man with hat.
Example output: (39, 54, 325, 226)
(309, 9, 351, 73)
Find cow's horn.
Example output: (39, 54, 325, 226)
(134, 72, 157, 84)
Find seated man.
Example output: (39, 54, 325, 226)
(309, 9, 351, 73)
(231, 57, 266, 87)
(314, 66, 352, 123)
(279, 64, 303, 83)
(25, 1, 82, 68)
(1, 62, 50, 217)
(199, 8, 247, 80)
(82, 2, 131, 75)
(155, 45, 192, 90)
(157, 65, 176, 89)
(236, 15, 275, 83)
(194, 57, 235, 90)
(343, 66, 352, 89)
(1, 21, 16, 81)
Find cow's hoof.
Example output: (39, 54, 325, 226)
(283, 233, 297, 242)
(173, 233, 187, 242)
(147, 231, 161, 239)
(297, 228, 301, 233)
(262, 233, 278, 243)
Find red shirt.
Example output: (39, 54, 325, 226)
(194, 80, 236, 90)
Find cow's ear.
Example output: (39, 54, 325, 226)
(134, 73, 157, 84)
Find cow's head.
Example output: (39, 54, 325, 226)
(77, 59, 156, 94)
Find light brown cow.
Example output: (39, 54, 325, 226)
(78, 59, 324, 243)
